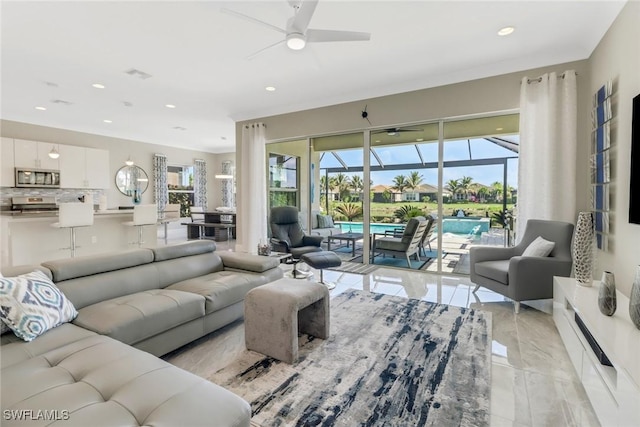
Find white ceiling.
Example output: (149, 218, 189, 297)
(1, 0, 626, 153)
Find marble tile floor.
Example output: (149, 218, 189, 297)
(164, 264, 600, 427)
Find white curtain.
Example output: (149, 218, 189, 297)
(236, 123, 267, 253)
(517, 70, 577, 240)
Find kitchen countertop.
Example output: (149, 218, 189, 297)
(1, 209, 134, 220)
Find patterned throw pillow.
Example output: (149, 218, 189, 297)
(0, 270, 78, 342)
(317, 214, 334, 228)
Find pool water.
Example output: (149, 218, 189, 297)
(335, 218, 490, 235)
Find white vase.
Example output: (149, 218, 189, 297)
(572, 212, 595, 286)
(598, 271, 616, 316)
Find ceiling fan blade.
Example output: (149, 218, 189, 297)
(246, 40, 286, 60)
(306, 29, 371, 43)
(291, 0, 318, 33)
(221, 8, 287, 34)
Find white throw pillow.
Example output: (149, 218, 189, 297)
(0, 270, 78, 341)
(522, 236, 555, 257)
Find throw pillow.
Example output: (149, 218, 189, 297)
(522, 236, 555, 257)
(317, 214, 334, 228)
(0, 270, 78, 342)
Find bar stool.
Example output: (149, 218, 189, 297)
(51, 203, 94, 257)
(123, 204, 157, 247)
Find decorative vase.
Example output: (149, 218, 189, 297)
(598, 271, 616, 316)
(572, 212, 595, 286)
(630, 266, 640, 330)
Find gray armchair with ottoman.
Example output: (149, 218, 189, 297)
(469, 219, 574, 313)
(270, 206, 323, 278)
(1, 240, 284, 426)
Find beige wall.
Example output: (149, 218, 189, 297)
(1, 120, 232, 209)
(235, 59, 591, 252)
(589, 1, 640, 296)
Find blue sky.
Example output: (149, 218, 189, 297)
(319, 137, 519, 188)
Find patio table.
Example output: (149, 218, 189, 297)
(327, 232, 364, 257)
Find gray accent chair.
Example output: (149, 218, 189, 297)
(270, 206, 323, 278)
(371, 216, 429, 267)
(469, 219, 574, 313)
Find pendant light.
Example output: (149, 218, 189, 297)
(125, 156, 134, 166)
(48, 146, 60, 159)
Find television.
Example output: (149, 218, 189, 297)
(630, 93, 640, 224)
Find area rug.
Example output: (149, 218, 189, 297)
(209, 289, 492, 426)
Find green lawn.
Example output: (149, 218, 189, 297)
(326, 201, 514, 226)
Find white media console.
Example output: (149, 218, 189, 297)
(553, 277, 640, 426)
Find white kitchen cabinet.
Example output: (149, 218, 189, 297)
(13, 139, 60, 170)
(1, 137, 15, 187)
(59, 144, 86, 188)
(85, 147, 110, 189)
(59, 145, 110, 189)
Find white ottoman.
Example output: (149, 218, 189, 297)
(244, 278, 330, 364)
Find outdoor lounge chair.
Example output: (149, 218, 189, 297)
(371, 217, 429, 267)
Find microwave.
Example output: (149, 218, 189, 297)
(15, 168, 60, 188)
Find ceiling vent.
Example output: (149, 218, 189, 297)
(50, 99, 73, 105)
(124, 68, 152, 79)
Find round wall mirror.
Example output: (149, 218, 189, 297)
(115, 165, 149, 197)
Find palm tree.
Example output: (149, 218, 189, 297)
(491, 181, 503, 201)
(459, 176, 474, 200)
(390, 175, 408, 201)
(446, 178, 462, 199)
(334, 203, 363, 221)
(350, 175, 364, 201)
(333, 173, 350, 201)
(406, 171, 424, 191)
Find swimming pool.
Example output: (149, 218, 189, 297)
(335, 217, 490, 235)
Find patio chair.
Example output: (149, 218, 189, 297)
(469, 219, 574, 313)
(419, 215, 436, 256)
(371, 217, 429, 268)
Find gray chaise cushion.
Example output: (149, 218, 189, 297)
(375, 237, 406, 251)
(1, 330, 250, 426)
(73, 290, 205, 345)
(167, 271, 268, 313)
(217, 251, 280, 273)
(1, 323, 96, 369)
(474, 260, 510, 284)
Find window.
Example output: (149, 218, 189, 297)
(168, 164, 195, 216)
(269, 153, 299, 209)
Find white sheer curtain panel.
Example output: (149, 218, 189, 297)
(236, 123, 267, 253)
(517, 70, 578, 241)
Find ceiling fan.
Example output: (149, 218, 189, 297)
(374, 127, 425, 136)
(222, 0, 371, 59)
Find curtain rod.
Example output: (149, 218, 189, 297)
(525, 72, 578, 84)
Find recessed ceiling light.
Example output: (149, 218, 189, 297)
(35, 106, 47, 111)
(416, 138, 424, 142)
(375, 140, 381, 143)
(103, 119, 112, 123)
(44, 81, 59, 87)
(173, 126, 187, 131)
(265, 86, 276, 92)
(221, 136, 227, 141)
(92, 83, 105, 89)
(498, 26, 515, 36)
(165, 104, 176, 109)
(496, 127, 504, 131)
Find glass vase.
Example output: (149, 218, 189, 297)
(598, 271, 616, 316)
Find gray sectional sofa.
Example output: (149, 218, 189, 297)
(0, 240, 283, 426)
